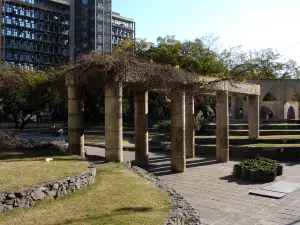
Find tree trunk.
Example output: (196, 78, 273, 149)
(20, 122, 25, 131)
(13, 116, 19, 129)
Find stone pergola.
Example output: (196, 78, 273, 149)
(66, 53, 260, 173)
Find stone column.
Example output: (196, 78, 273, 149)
(105, 80, 123, 162)
(134, 91, 148, 166)
(236, 95, 242, 119)
(185, 94, 195, 159)
(248, 95, 260, 139)
(216, 91, 229, 162)
(243, 96, 249, 119)
(230, 95, 236, 119)
(68, 84, 85, 157)
(171, 91, 186, 172)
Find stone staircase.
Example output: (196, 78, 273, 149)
(196, 120, 300, 160)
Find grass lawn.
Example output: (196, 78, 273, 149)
(85, 132, 167, 148)
(0, 164, 171, 225)
(85, 134, 135, 148)
(0, 148, 88, 192)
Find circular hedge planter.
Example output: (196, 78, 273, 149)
(233, 157, 283, 182)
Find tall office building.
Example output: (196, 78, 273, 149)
(71, 1, 136, 63)
(71, 0, 112, 64)
(0, 0, 70, 70)
(0, 0, 136, 70)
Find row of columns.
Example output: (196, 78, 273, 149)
(67, 81, 260, 172)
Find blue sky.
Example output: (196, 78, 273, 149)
(113, 0, 300, 63)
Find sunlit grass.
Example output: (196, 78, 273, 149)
(0, 148, 87, 192)
(0, 164, 171, 225)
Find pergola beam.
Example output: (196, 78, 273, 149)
(196, 80, 260, 96)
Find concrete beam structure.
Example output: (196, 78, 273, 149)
(216, 91, 229, 162)
(67, 84, 85, 157)
(134, 91, 149, 166)
(248, 95, 260, 139)
(66, 62, 261, 173)
(197, 79, 260, 96)
(171, 91, 186, 172)
(185, 94, 195, 158)
(105, 80, 123, 162)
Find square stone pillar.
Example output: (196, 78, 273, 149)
(230, 95, 236, 119)
(248, 95, 260, 139)
(134, 91, 149, 166)
(105, 80, 123, 162)
(243, 96, 249, 119)
(236, 95, 242, 119)
(185, 94, 195, 159)
(171, 91, 186, 172)
(216, 91, 229, 162)
(68, 84, 85, 157)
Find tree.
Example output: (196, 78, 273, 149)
(116, 35, 300, 123)
(0, 67, 64, 130)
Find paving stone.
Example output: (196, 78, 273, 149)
(211, 214, 246, 225)
(251, 213, 271, 221)
(249, 189, 287, 199)
(261, 181, 300, 194)
(86, 147, 300, 225)
(256, 220, 281, 225)
(234, 217, 260, 225)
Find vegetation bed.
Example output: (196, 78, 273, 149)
(233, 157, 283, 182)
(0, 148, 88, 192)
(0, 164, 171, 225)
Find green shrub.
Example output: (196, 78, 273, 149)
(157, 120, 171, 131)
(239, 157, 277, 172)
(194, 118, 207, 132)
(157, 118, 207, 132)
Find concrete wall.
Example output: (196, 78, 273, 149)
(248, 79, 300, 102)
(261, 101, 284, 120)
(284, 101, 299, 120)
(245, 80, 300, 120)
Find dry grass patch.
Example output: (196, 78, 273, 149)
(0, 164, 171, 225)
(0, 148, 88, 192)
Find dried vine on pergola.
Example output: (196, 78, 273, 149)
(67, 51, 226, 92)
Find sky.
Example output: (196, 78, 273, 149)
(113, 0, 300, 63)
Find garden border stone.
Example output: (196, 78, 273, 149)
(123, 161, 201, 225)
(0, 162, 96, 213)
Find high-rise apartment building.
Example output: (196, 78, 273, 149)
(112, 11, 135, 48)
(0, 0, 135, 70)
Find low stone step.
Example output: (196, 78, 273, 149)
(231, 130, 300, 136)
(205, 124, 300, 130)
(195, 137, 300, 145)
(195, 145, 300, 160)
(229, 119, 300, 124)
(204, 129, 300, 136)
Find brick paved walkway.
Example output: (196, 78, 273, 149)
(86, 146, 300, 225)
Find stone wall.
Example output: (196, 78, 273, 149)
(0, 163, 96, 213)
(124, 162, 201, 225)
